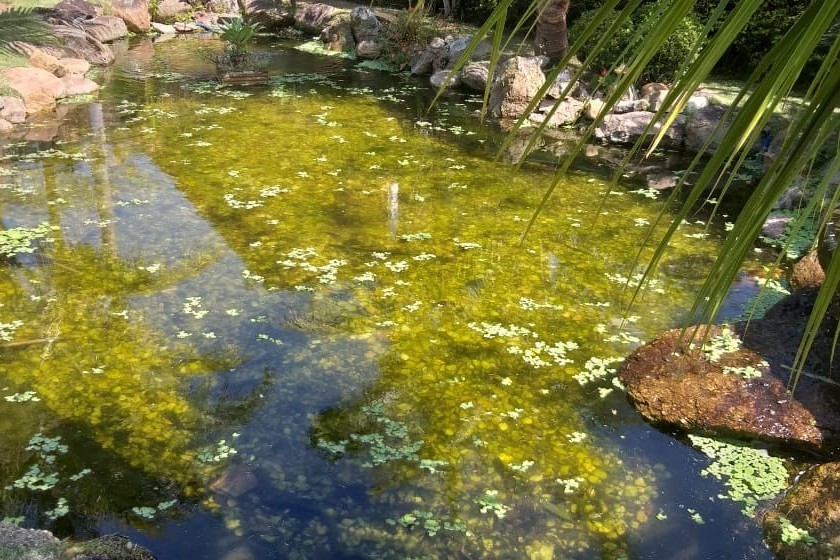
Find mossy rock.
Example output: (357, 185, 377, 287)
(763, 462, 840, 560)
(60, 535, 156, 560)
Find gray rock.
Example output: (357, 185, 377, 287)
(645, 171, 678, 190)
(350, 6, 382, 43)
(762, 213, 791, 240)
(459, 61, 490, 91)
(82, 16, 129, 43)
(584, 98, 605, 120)
(355, 39, 382, 60)
(685, 94, 709, 113)
(0, 523, 60, 560)
(152, 0, 191, 22)
(297, 3, 340, 35)
(445, 35, 472, 68)
(430, 69, 460, 89)
(0, 118, 12, 134)
(595, 111, 684, 146)
(530, 98, 583, 127)
(489, 56, 545, 119)
(409, 37, 445, 76)
(683, 104, 728, 152)
(613, 99, 650, 114)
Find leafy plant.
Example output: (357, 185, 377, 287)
(216, 16, 262, 68)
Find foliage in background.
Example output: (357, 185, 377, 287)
(382, 8, 441, 70)
(570, 4, 703, 83)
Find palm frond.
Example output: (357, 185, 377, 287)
(0, 6, 53, 53)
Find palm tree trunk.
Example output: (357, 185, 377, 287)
(534, 0, 570, 64)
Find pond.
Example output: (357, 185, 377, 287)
(0, 35, 780, 559)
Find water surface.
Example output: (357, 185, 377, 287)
(0, 35, 775, 559)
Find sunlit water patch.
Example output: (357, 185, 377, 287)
(0, 36, 776, 559)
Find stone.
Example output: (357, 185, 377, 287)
(613, 99, 651, 114)
(242, 0, 293, 29)
(430, 70, 460, 89)
(763, 462, 840, 560)
(489, 56, 545, 119)
(530, 98, 583, 127)
(0, 119, 11, 134)
(409, 37, 445, 76)
(61, 535, 156, 559)
(110, 0, 150, 33)
(350, 6, 381, 43)
(445, 35, 472, 68)
(355, 40, 382, 60)
(153, 0, 191, 22)
(0, 96, 26, 123)
(683, 104, 728, 153)
(619, 325, 828, 453)
(43, 0, 101, 23)
(47, 25, 115, 65)
(320, 13, 354, 52)
(296, 3, 339, 35)
(59, 75, 99, 97)
(82, 15, 129, 43)
(645, 171, 678, 190)
(761, 213, 791, 240)
(211, 464, 258, 498)
(775, 186, 805, 210)
(459, 61, 490, 92)
(594, 111, 684, 147)
(640, 82, 668, 111)
(57, 57, 90, 76)
(584, 98, 605, 120)
(790, 250, 824, 291)
(685, 94, 709, 113)
(2, 67, 64, 114)
(151, 22, 177, 34)
(0, 523, 61, 559)
(28, 49, 63, 76)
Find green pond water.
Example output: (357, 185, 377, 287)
(0, 36, 779, 559)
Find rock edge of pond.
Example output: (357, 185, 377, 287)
(619, 283, 840, 560)
(0, 525, 156, 560)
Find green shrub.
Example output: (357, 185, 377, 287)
(382, 9, 440, 70)
(569, 4, 702, 84)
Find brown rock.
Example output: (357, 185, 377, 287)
(59, 75, 99, 97)
(28, 49, 62, 76)
(790, 251, 825, 291)
(355, 39, 382, 60)
(2, 67, 63, 114)
(595, 111, 684, 147)
(460, 61, 490, 92)
(319, 13, 354, 52)
(0, 119, 12, 133)
(110, 0, 151, 33)
(57, 57, 91, 76)
(489, 56, 546, 119)
(763, 462, 840, 560)
(0, 96, 26, 123)
(42, 25, 115, 65)
(619, 325, 826, 452)
(153, 0, 191, 22)
(82, 15, 129, 43)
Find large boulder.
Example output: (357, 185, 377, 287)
(36, 25, 115, 65)
(61, 535, 157, 559)
(110, 0, 151, 33)
(790, 251, 825, 292)
(296, 3, 340, 35)
(683, 104, 728, 152)
(350, 6, 381, 43)
(42, 0, 101, 23)
(445, 35, 472, 68)
(594, 111, 684, 147)
(82, 15, 129, 43)
(2, 67, 64, 114)
(28, 48, 63, 76)
(430, 69, 460, 89)
(489, 56, 545, 119)
(243, 0, 293, 29)
(0, 119, 12, 134)
(460, 61, 490, 92)
(620, 325, 831, 453)
(319, 13, 354, 52)
(763, 462, 840, 560)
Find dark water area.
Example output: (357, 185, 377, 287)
(0, 34, 781, 559)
